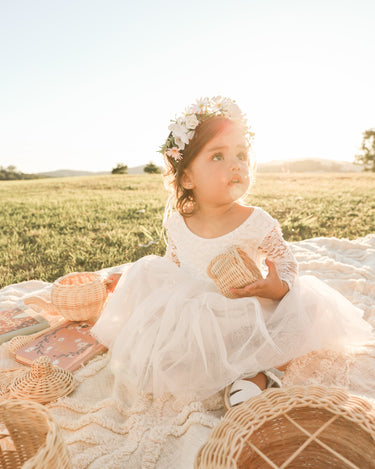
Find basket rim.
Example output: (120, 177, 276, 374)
(224, 385, 375, 436)
(199, 385, 375, 463)
(53, 271, 101, 287)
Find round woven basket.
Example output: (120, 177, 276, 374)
(51, 272, 108, 321)
(195, 385, 375, 468)
(207, 247, 262, 299)
(9, 356, 76, 405)
(0, 399, 72, 468)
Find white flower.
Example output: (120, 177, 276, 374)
(225, 102, 243, 120)
(185, 114, 199, 130)
(191, 97, 210, 114)
(210, 96, 224, 113)
(176, 116, 186, 127)
(169, 122, 190, 144)
(174, 136, 185, 150)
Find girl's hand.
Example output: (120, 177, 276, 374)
(230, 259, 289, 301)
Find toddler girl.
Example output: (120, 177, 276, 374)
(92, 97, 373, 406)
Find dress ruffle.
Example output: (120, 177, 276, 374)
(92, 255, 373, 400)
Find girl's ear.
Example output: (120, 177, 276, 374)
(180, 170, 194, 190)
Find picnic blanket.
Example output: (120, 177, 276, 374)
(1, 234, 375, 468)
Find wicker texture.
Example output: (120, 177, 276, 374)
(207, 247, 263, 298)
(195, 385, 375, 469)
(0, 399, 72, 468)
(0, 385, 9, 402)
(7, 327, 54, 357)
(8, 357, 76, 405)
(51, 272, 108, 321)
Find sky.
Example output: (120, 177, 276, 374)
(1, 0, 374, 173)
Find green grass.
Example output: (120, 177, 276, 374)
(1, 172, 374, 289)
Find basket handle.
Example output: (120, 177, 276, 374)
(24, 296, 57, 314)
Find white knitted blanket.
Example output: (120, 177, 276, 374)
(1, 235, 375, 469)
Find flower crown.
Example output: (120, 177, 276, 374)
(159, 96, 253, 167)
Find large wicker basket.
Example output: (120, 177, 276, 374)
(0, 399, 72, 468)
(195, 385, 375, 468)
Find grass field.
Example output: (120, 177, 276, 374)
(1, 172, 374, 289)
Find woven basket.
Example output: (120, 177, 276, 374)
(0, 399, 72, 468)
(207, 247, 262, 298)
(8, 356, 76, 405)
(51, 272, 108, 321)
(195, 385, 375, 468)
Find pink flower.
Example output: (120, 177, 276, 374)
(165, 147, 182, 162)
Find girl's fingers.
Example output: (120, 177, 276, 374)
(230, 280, 264, 297)
(265, 258, 276, 274)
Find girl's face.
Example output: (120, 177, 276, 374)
(182, 122, 250, 207)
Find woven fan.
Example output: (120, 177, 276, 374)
(8, 356, 76, 405)
(207, 247, 262, 298)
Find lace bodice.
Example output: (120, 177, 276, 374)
(164, 207, 298, 290)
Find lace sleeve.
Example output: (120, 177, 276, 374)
(164, 234, 180, 267)
(258, 224, 298, 290)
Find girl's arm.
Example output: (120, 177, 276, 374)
(231, 224, 298, 301)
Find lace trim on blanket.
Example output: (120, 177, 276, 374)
(258, 224, 298, 289)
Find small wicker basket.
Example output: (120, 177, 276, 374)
(0, 399, 72, 468)
(25, 272, 109, 322)
(195, 385, 375, 469)
(207, 247, 262, 299)
(52, 272, 108, 321)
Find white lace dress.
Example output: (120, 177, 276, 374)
(92, 207, 373, 400)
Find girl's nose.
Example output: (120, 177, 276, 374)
(230, 159, 241, 171)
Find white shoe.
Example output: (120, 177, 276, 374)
(224, 368, 283, 410)
(226, 379, 262, 408)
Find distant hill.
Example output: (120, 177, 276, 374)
(37, 169, 110, 178)
(257, 158, 360, 173)
(34, 159, 361, 178)
(127, 165, 148, 174)
(37, 166, 148, 178)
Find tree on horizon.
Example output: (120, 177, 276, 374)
(143, 161, 161, 174)
(355, 128, 375, 172)
(111, 163, 128, 175)
(0, 165, 40, 180)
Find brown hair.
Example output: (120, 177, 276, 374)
(163, 116, 245, 216)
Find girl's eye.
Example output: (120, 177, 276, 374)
(237, 152, 248, 161)
(212, 153, 224, 161)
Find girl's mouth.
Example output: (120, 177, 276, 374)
(229, 175, 242, 185)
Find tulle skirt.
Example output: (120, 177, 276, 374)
(92, 255, 374, 400)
